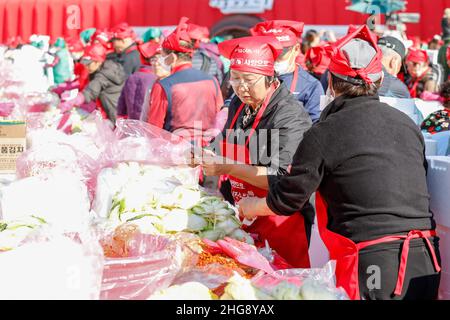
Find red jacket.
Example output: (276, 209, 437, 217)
(147, 63, 223, 143)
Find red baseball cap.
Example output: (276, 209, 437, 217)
(327, 25, 382, 85)
(407, 48, 429, 64)
(93, 29, 112, 46)
(162, 17, 195, 54)
(250, 20, 304, 48)
(305, 46, 331, 75)
(188, 23, 210, 41)
(81, 43, 107, 64)
(219, 36, 283, 76)
(138, 42, 161, 59)
(188, 23, 210, 49)
(110, 23, 136, 40)
(67, 38, 84, 53)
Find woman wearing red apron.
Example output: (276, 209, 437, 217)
(199, 35, 314, 268)
(238, 25, 441, 300)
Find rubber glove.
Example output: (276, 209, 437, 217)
(420, 91, 442, 102)
(217, 237, 275, 275)
(78, 101, 97, 113)
(58, 92, 85, 113)
(51, 80, 80, 97)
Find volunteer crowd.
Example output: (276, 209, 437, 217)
(1, 14, 449, 300)
(2, 18, 450, 134)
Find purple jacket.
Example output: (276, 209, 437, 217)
(117, 65, 157, 120)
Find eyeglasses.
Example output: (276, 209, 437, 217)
(229, 76, 265, 89)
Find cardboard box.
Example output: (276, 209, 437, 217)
(0, 121, 26, 174)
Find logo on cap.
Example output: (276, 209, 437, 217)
(243, 59, 270, 66)
(236, 48, 256, 54)
(276, 35, 291, 42)
(266, 28, 285, 34)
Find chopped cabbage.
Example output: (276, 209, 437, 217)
(148, 282, 216, 300)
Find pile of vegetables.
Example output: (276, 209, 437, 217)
(220, 272, 347, 300)
(148, 282, 217, 300)
(98, 162, 254, 244)
(0, 215, 47, 251)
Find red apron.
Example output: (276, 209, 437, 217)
(289, 64, 299, 94)
(315, 192, 441, 300)
(221, 84, 310, 268)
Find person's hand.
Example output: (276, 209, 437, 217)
(201, 149, 230, 176)
(186, 145, 206, 167)
(58, 92, 85, 113)
(237, 197, 262, 221)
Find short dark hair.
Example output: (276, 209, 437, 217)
(305, 30, 318, 42)
(265, 76, 278, 87)
(162, 40, 194, 62)
(429, 38, 440, 45)
(330, 72, 381, 97)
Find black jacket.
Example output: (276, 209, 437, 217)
(267, 94, 436, 243)
(212, 84, 312, 176)
(211, 84, 315, 228)
(83, 59, 126, 123)
(108, 44, 141, 76)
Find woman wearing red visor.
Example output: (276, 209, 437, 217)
(197, 36, 313, 268)
(238, 25, 441, 300)
(404, 48, 444, 98)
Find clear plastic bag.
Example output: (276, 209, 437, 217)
(96, 227, 199, 300)
(15, 142, 98, 200)
(172, 263, 243, 290)
(250, 261, 349, 300)
(91, 120, 200, 214)
(16, 142, 96, 181)
(24, 92, 59, 113)
(0, 225, 104, 300)
(103, 119, 193, 167)
(27, 111, 114, 161)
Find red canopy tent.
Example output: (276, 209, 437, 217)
(0, 0, 449, 44)
(0, 0, 128, 43)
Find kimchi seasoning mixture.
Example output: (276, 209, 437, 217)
(196, 250, 256, 279)
(101, 223, 140, 258)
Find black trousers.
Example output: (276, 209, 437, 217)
(358, 237, 441, 300)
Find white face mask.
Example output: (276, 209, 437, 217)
(274, 59, 291, 75)
(274, 48, 296, 75)
(72, 53, 83, 61)
(319, 87, 335, 110)
(158, 55, 172, 73)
